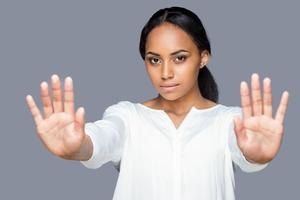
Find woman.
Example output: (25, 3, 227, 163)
(26, 6, 289, 200)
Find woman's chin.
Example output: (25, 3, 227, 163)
(158, 92, 182, 101)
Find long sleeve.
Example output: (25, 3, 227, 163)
(227, 106, 269, 173)
(80, 101, 131, 169)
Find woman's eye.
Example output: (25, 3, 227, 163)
(174, 55, 186, 63)
(149, 57, 161, 65)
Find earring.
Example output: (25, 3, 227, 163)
(200, 63, 205, 67)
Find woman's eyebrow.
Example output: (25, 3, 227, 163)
(146, 49, 189, 56)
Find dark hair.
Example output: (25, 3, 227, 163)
(139, 6, 219, 103)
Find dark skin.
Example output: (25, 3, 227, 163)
(142, 22, 214, 129)
(141, 22, 289, 164)
(25, 22, 289, 164)
(141, 97, 216, 130)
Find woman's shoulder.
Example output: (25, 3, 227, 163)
(216, 104, 242, 119)
(104, 100, 136, 113)
(107, 100, 242, 115)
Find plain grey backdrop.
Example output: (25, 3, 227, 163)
(0, 0, 299, 199)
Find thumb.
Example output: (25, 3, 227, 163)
(75, 107, 85, 135)
(234, 116, 247, 144)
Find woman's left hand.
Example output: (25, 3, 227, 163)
(234, 73, 289, 164)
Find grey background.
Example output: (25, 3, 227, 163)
(0, 0, 298, 199)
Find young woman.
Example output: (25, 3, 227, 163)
(26, 6, 289, 200)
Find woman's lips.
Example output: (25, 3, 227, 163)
(160, 84, 179, 92)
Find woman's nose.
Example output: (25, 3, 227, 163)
(161, 62, 174, 80)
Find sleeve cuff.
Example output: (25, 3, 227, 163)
(80, 123, 105, 169)
(236, 151, 269, 173)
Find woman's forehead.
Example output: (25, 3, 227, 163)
(145, 23, 197, 54)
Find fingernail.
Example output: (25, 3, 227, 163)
(51, 74, 59, 81)
(26, 95, 32, 100)
(65, 76, 72, 82)
(241, 81, 247, 88)
(284, 91, 289, 96)
(264, 77, 271, 84)
(252, 73, 259, 79)
(40, 81, 48, 88)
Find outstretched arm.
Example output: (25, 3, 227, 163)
(233, 73, 289, 164)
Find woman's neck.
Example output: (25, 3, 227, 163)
(155, 90, 215, 115)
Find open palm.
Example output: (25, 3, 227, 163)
(26, 74, 86, 159)
(234, 73, 289, 164)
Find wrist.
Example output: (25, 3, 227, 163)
(63, 134, 93, 161)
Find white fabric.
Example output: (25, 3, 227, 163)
(81, 100, 269, 200)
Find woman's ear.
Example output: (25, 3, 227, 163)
(199, 50, 210, 69)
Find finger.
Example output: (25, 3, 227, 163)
(75, 107, 85, 134)
(26, 95, 43, 125)
(64, 76, 75, 116)
(40, 81, 53, 118)
(240, 81, 252, 119)
(251, 73, 263, 116)
(234, 117, 247, 143)
(263, 77, 272, 117)
(275, 91, 289, 124)
(51, 74, 63, 113)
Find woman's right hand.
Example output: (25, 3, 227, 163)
(26, 74, 87, 160)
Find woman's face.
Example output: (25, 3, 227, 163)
(144, 22, 209, 101)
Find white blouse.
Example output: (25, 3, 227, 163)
(81, 101, 269, 200)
